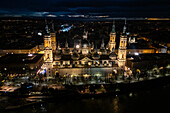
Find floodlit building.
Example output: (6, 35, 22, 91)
(126, 53, 170, 75)
(42, 20, 166, 78)
(0, 20, 167, 80)
(44, 24, 54, 79)
(118, 20, 127, 68)
(42, 21, 129, 79)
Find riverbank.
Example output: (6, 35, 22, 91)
(1, 75, 170, 97)
(64, 75, 170, 96)
(2, 77, 170, 113)
(1, 75, 170, 110)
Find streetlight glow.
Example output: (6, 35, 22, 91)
(76, 45, 80, 49)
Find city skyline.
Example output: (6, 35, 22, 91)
(0, 0, 169, 17)
(0, 1, 170, 112)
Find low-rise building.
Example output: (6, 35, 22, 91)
(126, 53, 170, 74)
(0, 54, 44, 76)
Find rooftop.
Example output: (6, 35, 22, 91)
(0, 54, 44, 64)
(127, 53, 170, 62)
(127, 39, 154, 49)
(59, 54, 112, 61)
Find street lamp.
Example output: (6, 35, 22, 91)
(76, 45, 80, 49)
(134, 52, 139, 56)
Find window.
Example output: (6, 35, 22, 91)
(122, 54, 124, 59)
(100, 61, 102, 64)
(96, 61, 99, 64)
(56, 62, 59, 65)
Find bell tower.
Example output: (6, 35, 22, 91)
(82, 31, 89, 55)
(83, 31, 88, 39)
(109, 21, 116, 52)
(50, 23, 56, 51)
(44, 24, 53, 79)
(118, 20, 127, 68)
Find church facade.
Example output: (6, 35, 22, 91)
(43, 21, 128, 79)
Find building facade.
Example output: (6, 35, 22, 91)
(0, 54, 44, 76)
(118, 21, 127, 68)
(44, 25, 54, 79)
(43, 20, 164, 78)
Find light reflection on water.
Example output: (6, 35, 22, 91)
(1, 85, 170, 113)
(113, 98, 119, 113)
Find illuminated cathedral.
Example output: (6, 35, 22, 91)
(43, 21, 128, 79)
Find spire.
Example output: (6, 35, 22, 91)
(57, 41, 60, 49)
(52, 23, 55, 33)
(83, 30, 88, 39)
(111, 20, 115, 33)
(45, 19, 50, 35)
(74, 41, 76, 48)
(123, 19, 126, 34)
(101, 38, 105, 49)
(65, 38, 68, 48)
(112, 47, 115, 53)
(45, 24, 49, 34)
(73, 41, 78, 49)
(91, 42, 94, 49)
(106, 43, 109, 50)
(73, 42, 78, 53)
(95, 44, 98, 53)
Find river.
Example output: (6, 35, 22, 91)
(1, 84, 170, 113)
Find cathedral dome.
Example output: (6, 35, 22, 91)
(54, 53, 61, 60)
(81, 39, 89, 48)
(63, 48, 70, 55)
(72, 52, 79, 60)
(106, 49, 110, 54)
(91, 49, 95, 54)
(56, 48, 62, 54)
(92, 52, 100, 60)
(100, 48, 106, 54)
(109, 52, 116, 60)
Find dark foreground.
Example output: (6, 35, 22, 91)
(1, 84, 170, 113)
(1, 76, 170, 113)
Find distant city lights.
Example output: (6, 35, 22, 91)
(28, 54, 33, 56)
(41, 70, 46, 74)
(60, 25, 72, 32)
(134, 52, 139, 56)
(38, 32, 42, 36)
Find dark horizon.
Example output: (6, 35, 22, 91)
(0, 0, 169, 18)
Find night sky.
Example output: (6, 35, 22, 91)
(0, 0, 169, 17)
